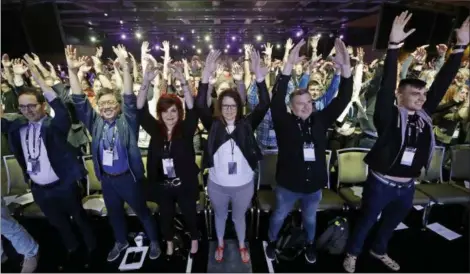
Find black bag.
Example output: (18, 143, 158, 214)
(276, 216, 306, 261)
(316, 216, 349, 255)
(172, 216, 192, 258)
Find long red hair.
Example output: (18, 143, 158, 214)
(156, 94, 184, 140)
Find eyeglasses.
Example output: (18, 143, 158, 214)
(19, 104, 39, 111)
(222, 104, 237, 111)
(98, 100, 118, 108)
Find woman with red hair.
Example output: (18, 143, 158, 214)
(136, 64, 201, 258)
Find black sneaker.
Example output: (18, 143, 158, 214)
(265, 241, 277, 260)
(305, 242, 317, 264)
(149, 242, 161, 260)
(107, 242, 129, 262)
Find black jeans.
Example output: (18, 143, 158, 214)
(31, 181, 96, 252)
(158, 182, 199, 241)
(346, 172, 414, 256)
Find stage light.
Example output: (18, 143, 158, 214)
(340, 35, 344, 39)
(180, 37, 185, 41)
(231, 36, 236, 41)
(155, 45, 160, 50)
(238, 48, 242, 53)
(90, 36, 96, 42)
(192, 45, 196, 49)
(224, 49, 228, 53)
(204, 35, 210, 42)
(329, 33, 334, 38)
(296, 31, 302, 37)
(209, 44, 213, 49)
(120, 20, 124, 24)
(88, 21, 92, 25)
(197, 49, 202, 54)
(276, 44, 281, 49)
(174, 45, 179, 49)
(226, 44, 230, 49)
(104, 13, 108, 16)
(121, 34, 126, 39)
(316, 34, 322, 38)
(256, 35, 262, 41)
(191, 29, 195, 34)
(136, 32, 142, 39)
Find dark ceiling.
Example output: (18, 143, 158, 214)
(2, 0, 469, 50)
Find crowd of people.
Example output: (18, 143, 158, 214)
(1, 10, 469, 273)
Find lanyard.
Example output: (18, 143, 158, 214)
(226, 126, 235, 161)
(102, 124, 117, 151)
(163, 140, 172, 158)
(25, 123, 41, 160)
(297, 118, 313, 144)
(406, 121, 421, 146)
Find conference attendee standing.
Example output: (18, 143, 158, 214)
(197, 49, 270, 263)
(69, 45, 161, 262)
(1, 55, 96, 269)
(265, 38, 353, 264)
(136, 63, 201, 257)
(343, 12, 468, 273)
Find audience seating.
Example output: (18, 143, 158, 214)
(415, 146, 470, 227)
(319, 150, 346, 211)
(336, 148, 370, 209)
(449, 144, 470, 188)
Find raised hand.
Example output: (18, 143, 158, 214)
(1, 54, 11, 67)
(65, 45, 86, 71)
(455, 16, 470, 46)
(412, 45, 428, 63)
(287, 39, 306, 65)
(112, 44, 129, 68)
(12, 58, 28, 75)
(30, 53, 41, 66)
(262, 42, 273, 56)
(436, 44, 448, 56)
(202, 49, 221, 82)
(251, 50, 269, 82)
(95, 46, 103, 58)
(356, 47, 365, 62)
(162, 41, 170, 53)
(170, 63, 186, 83)
(231, 62, 243, 81)
(333, 38, 352, 77)
(285, 38, 294, 51)
(389, 11, 415, 46)
(143, 63, 158, 83)
(141, 41, 151, 55)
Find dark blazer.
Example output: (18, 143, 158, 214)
(1, 98, 87, 185)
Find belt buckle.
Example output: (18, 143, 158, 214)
(171, 178, 181, 187)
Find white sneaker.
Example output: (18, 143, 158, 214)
(21, 254, 39, 273)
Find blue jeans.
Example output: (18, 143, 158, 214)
(101, 173, 159, 244)
(268, 186, 322, 242)
(346, 173, 414, 256)
(358, 136, 377, 149)
(1, 198, 38, 258)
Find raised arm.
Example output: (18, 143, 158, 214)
(423, 17, 469, 114)
(271, 40, 305, 125)
(171, 64, 194, 109)
(24, 54, 70, 135)
(195, 50, 221, 131)
(317, 39, 353, 127)
(245, 50, 270, 129)
(374, 11, 416, 134)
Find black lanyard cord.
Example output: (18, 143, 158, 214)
(25, 123, 41, 160)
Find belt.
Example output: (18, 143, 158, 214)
(162, 178, 182, 187)
(30, 179, 61, 189)
(371, 171, 414, 189)
(103, 170, 130, 177)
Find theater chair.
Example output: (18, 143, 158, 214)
(336, 148, 370, 210)
(449, 144, 470, 189)
(81, 155, 159, 216)
(3, 155, 44, 217)
(254, 150, 344, 239)
(189, 154, 210, 239)
(415, 146, 470, 228)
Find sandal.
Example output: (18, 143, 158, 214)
(215, 245, 224, 262)
(239, 247, 250, 263)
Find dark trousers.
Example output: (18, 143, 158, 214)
(31, 181, 96, 252)
(158, 183, 199, 241)
(346, 173, 414, 256)
(101, 173, 159, 244)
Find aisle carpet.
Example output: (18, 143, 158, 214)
(1, 204, 468, 273)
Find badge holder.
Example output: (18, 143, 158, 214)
(27, 158, 41, 174)
(103, 149, 114, 167)
(303, 143, 316, 162)
(228, 162, 238, 175)
(400, 147, 416, 166)
(163, 158, 176, 178)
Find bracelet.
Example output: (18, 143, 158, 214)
(452, 44, 468, 51)
(388, 41, 402, 45)
(244, 59, 250, 61)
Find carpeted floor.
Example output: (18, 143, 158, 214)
(1, 203, 468, 273)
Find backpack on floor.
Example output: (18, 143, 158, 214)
(172, 216, 192, 258)
(276, 215, 306, 261)
(316, 216, 349, 255)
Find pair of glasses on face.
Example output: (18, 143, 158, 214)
(222, 104, 237, 111)
(98, 100, 118, 108)
(19, 104, 39, 111)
